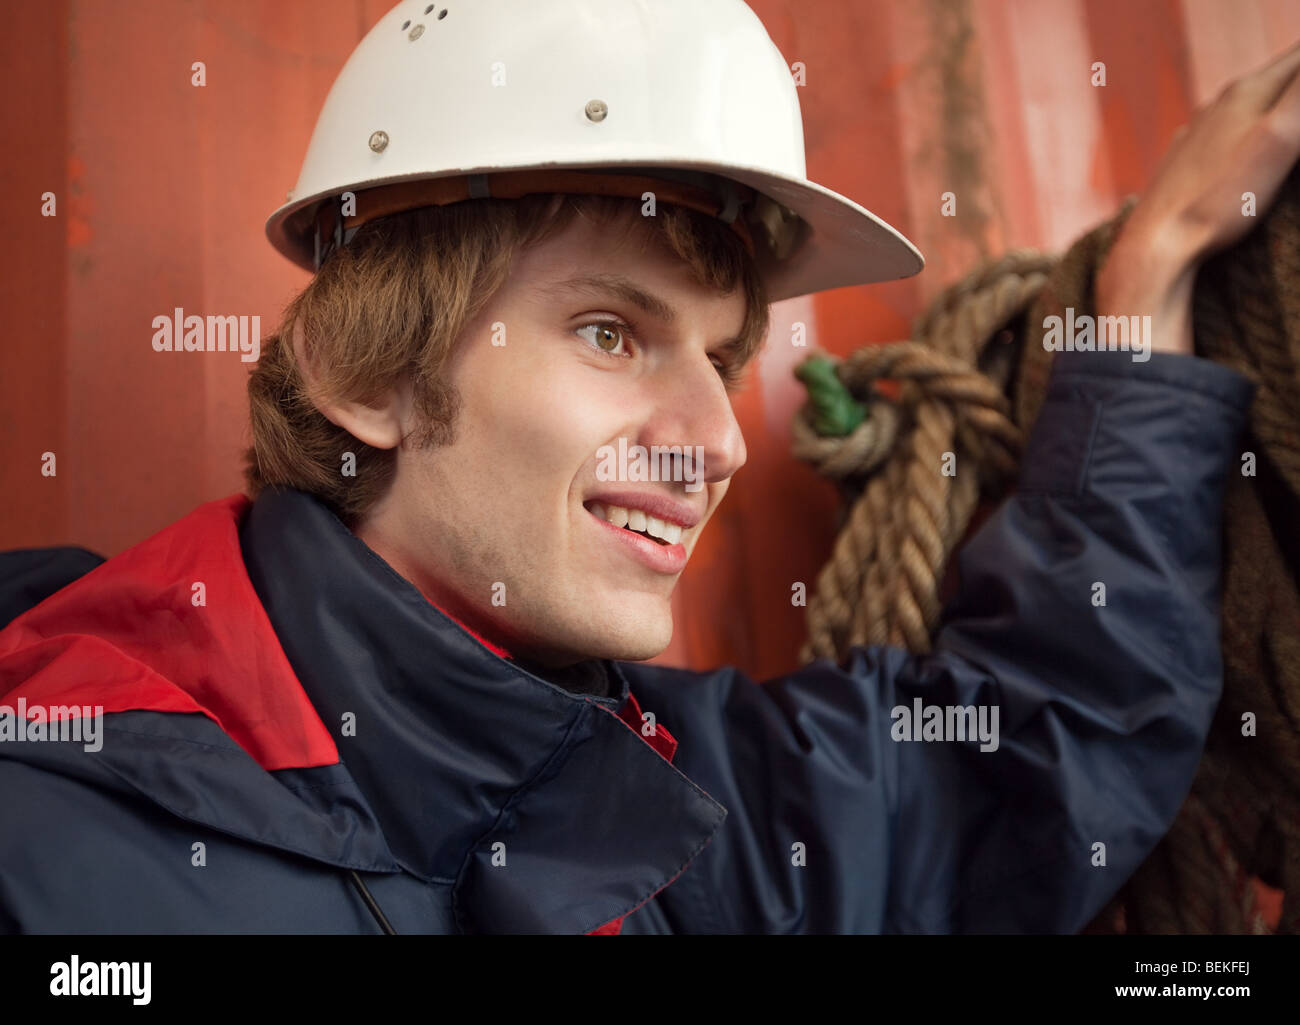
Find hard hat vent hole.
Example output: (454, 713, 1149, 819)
(403, 9, 444, 34)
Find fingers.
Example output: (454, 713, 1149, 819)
(1224, 37, 1300, 111)
(1265, 55, 1300, 146)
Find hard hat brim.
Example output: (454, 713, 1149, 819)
(265, 158, 924, 304)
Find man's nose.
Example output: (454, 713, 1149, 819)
(636, 352, 747, 486)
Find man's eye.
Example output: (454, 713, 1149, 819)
(576, 321, 630, 356)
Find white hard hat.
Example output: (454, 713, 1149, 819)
(265, 0, 924, 303)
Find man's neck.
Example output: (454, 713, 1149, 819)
(352, 524, 611, 698)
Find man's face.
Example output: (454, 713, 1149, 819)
(356, 209, 755, 666)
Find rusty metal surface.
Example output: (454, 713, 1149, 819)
(2, 0, 1297, 679)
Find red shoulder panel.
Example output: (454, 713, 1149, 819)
(0, 495, 340, 771)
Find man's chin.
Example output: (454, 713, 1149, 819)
(554, 614, 674, 664)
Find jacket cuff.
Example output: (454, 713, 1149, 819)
(1046, 349, 1256, 412)
(1016, 350, 1255, 499)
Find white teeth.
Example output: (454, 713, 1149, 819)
(589, 502, 684, 544)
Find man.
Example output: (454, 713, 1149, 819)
(1, 1, 1298, 934)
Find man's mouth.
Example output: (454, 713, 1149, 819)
(583, 501, 682, 547)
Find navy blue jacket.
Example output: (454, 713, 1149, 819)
(0, 350, 1254, 933)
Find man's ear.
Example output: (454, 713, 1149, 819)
(291, 318, 409, 450)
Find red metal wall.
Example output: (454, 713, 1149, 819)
(3, 0, 1298, 680)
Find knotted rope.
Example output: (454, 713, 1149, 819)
(794, 250, 1053, 662)
(793, 168, 1300, 933)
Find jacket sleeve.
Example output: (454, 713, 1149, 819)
(628, 348, 1256, 934)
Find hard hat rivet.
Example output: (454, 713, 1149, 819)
(408, 24, 424, 40)
(585, 100, 608, 123)
(369, 131, 389, 153)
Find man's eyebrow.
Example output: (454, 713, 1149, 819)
(532, 274, 677, 325)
